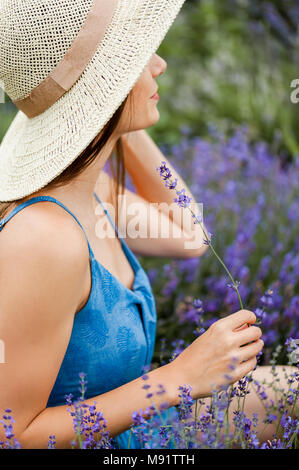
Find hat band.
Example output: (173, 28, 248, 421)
(12, 0, 118, 119)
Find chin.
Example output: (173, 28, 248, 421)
(147, 110, 161, 127)
(133, 118, 160, 131)
(128, 110, 160, 132)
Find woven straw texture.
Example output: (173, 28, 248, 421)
(0, 0, 186, 202)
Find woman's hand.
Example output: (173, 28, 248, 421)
(168, 309, 263, 399)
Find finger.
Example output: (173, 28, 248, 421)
(236, 356, 257, 380)
(238, 339, 264, 362)
(225, 310, 256, 330)
(234, 322, 249, 332)
(234, 326, 262, 346)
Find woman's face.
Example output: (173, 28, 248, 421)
(116, 53, 167, 135)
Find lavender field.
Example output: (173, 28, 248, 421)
(0, 0, 298, 451)
(1, 126, 298, 449)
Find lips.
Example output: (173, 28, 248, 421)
(151, 88, 159, 98)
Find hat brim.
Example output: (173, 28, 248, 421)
(0, 0, 186, 202)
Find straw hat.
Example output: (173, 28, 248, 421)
(0, 0, 186, 202)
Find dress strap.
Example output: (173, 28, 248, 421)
(0, 196, 94, 259)
(93, 191, 122, 239)
(94, 191, 141, 275)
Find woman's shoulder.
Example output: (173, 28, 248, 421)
(0, 200, 87, 257)
(0, 201, 89, 313)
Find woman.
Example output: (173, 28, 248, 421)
(0, 0, 295, 449)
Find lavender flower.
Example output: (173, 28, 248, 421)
(156, 160, 244, 310)
(0, 409, 21, 449)
(47, 435, 56, 449)
(178, 384, 194, 420)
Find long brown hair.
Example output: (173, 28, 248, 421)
(0, 95, 131, 230)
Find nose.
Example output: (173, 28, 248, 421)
(152, 53, 167, 78)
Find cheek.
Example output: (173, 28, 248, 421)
(132, 84, 146, 104)
(132, 71, 152, 101)
(130, 89, 150, 117)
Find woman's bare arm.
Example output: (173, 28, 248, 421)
(95, 170, 209, 259)
(121, 129, 209, 248)
(0, 204, 180, 449)
(20, 362, 179, 449)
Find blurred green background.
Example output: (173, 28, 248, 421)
(1, 0, 298, 161)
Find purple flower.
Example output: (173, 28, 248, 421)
(156, 384, 166, 396)
(178, 384, 194, 420)
(165, 177, 178, 190)
(156, 161, 172, 181)
(227, 280, 241, 290)
(0, 409, 21, 449)
(174, 188, 192, 208)
(47, 435, 56, 449)
(203, 231, 212, 245)
(131, 410, 147, 427)
(264, 414, 277, 424)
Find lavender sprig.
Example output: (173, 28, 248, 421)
(156, 161, 244, 311)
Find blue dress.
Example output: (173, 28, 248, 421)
(0, 192, 178, 448)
